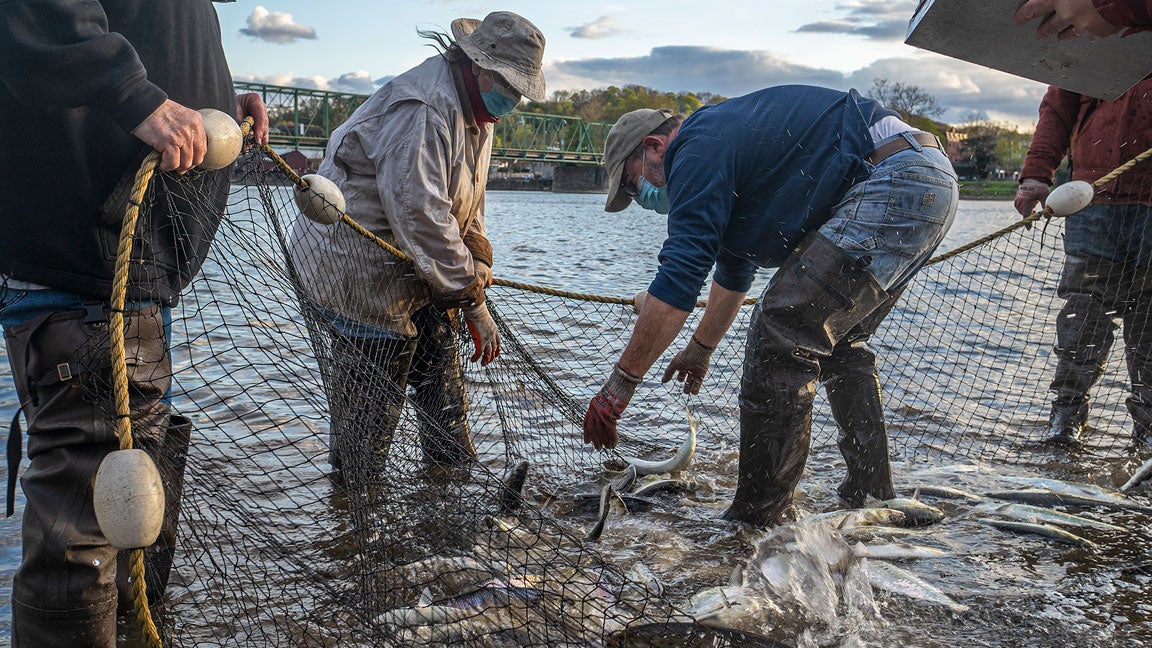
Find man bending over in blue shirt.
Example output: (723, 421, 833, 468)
(582, 86, 959, 527)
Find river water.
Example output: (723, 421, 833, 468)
(0, 191, 1149, 647)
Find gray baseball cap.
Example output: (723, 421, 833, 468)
(453, 12, 547, 102)
(603, 108, 673, 212)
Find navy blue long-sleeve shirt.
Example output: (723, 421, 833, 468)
(648, 85, 897, 311)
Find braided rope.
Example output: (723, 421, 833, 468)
(111, 149, 163, 648)
(110, 117, 257, 648)
(271, 143, 1151, 306)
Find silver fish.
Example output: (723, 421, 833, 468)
(631, 478, 694, 498)
(852, 541, 948, 560)
(583, 484, 614, 542)
(805, 507, 907, 529)
(685, 584, 781, 628)
(972, 502, 1126, 532)
(984, 488, 1152, 514)
(496, 460, 530, 516)
(979, 518, 1096, 547)
(864, 559, 969, 613)
(624, 406, 697, 475)
(876, 498, 946, 527)
(993, 477, 1136, 505)
(906, 484, 983, 501)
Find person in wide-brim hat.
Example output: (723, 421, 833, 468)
(452, 11, 546, 102)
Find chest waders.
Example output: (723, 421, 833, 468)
(323, 304, 476, 490)
(722, 232, 897, 527)
(4, 305, 189, 647)
(1046, 254, 1152, 449)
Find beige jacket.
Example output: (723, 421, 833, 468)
(289, 52, 492, 337)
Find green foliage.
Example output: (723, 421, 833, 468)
(521, 85, 726, 123)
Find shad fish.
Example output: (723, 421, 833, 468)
(972, 502, 1126, 532)
(805, 507, 907, 529)
(864, 559, 969, 613)
(979, 518, 1096, 547)
(876, 498, 945, 526)
(624, 407, 697, 475)
(852, 541, 948, 560)
(905, 484, 983, 501)
(984, 488, 1152, 514)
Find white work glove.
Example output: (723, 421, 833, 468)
(463, 302, 501, 366)
(1015, 178, 1051, 217)
(662, 335, 715, 395)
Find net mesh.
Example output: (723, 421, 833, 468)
(4, 139, 1152, 647)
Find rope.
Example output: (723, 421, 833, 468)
(111, 148, 164, 648)
(109, 116, 257, 648)
(261, 142, 1152, 305)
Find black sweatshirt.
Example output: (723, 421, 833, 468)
(0, 0, 237, 304)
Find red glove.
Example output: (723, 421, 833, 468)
(583, 364, 642, 450)
(1014, 179, 1051, 217)
(661, 335, 715, 395)
(463, 302, 500, 366)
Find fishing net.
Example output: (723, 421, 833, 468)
(3, 126, 1152, 647)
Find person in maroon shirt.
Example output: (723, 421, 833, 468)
(1014, 77, 1152, 450)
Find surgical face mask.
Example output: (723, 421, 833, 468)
(635, 176, 670, 214)
(481, 89, 520, 117)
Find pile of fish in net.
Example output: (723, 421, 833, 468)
(2, 137, 1152, 647)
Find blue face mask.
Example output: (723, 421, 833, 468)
(635, 177, 671, 214)
(481, 89, 520, 117)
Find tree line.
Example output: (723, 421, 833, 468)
(521, 79, 1033, 181)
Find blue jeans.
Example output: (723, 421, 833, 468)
(1063, 202, 1152, 265)
(0, 286, 172, 342)
(820, 132, 959, 291)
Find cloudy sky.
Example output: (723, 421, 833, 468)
(213, 0, 1057, 129)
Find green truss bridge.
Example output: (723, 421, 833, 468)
(236, 82, 611, 166)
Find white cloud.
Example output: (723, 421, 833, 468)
(570, 16, 623, 39)
(233, 71, 381, 95)
(795, 0, 919, 40)
(240, 6, 317, 44)
(549, 46, 1047, 128)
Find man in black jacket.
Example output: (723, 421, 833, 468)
(0, 2, 268, 645)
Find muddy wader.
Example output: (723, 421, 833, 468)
(723, 232, 895, 527)
(1046, 255, 1152, 448)
(327, 304, 476, 485)
(5, 305, 189, 648)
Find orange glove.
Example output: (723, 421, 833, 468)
(583, 364, 642, 450)
(463, 302, 500, 366)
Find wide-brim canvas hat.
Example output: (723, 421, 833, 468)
(603, 109, 674, 212)
(453, 12, 546, 102)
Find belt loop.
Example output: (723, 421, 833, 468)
(903, 130, 924, 152)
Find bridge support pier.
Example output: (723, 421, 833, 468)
(552, 165, 608, 194)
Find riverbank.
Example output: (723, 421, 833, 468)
(958, 180, 1016, 200)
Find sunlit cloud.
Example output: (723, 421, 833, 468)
(570, 16, 623, 39)
(240, 6, 317, 44)
(795, 0, 919, 41)
(548, 45, 1046, 128)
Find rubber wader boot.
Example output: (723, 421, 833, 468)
(1045, 256, 1122, 445)
(822, 289, 904, 507)
(409, 306, 476, 467)
(327, 334, 416, 486)
(5, 306, 169, 648)
(723, 232, 890, 527)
